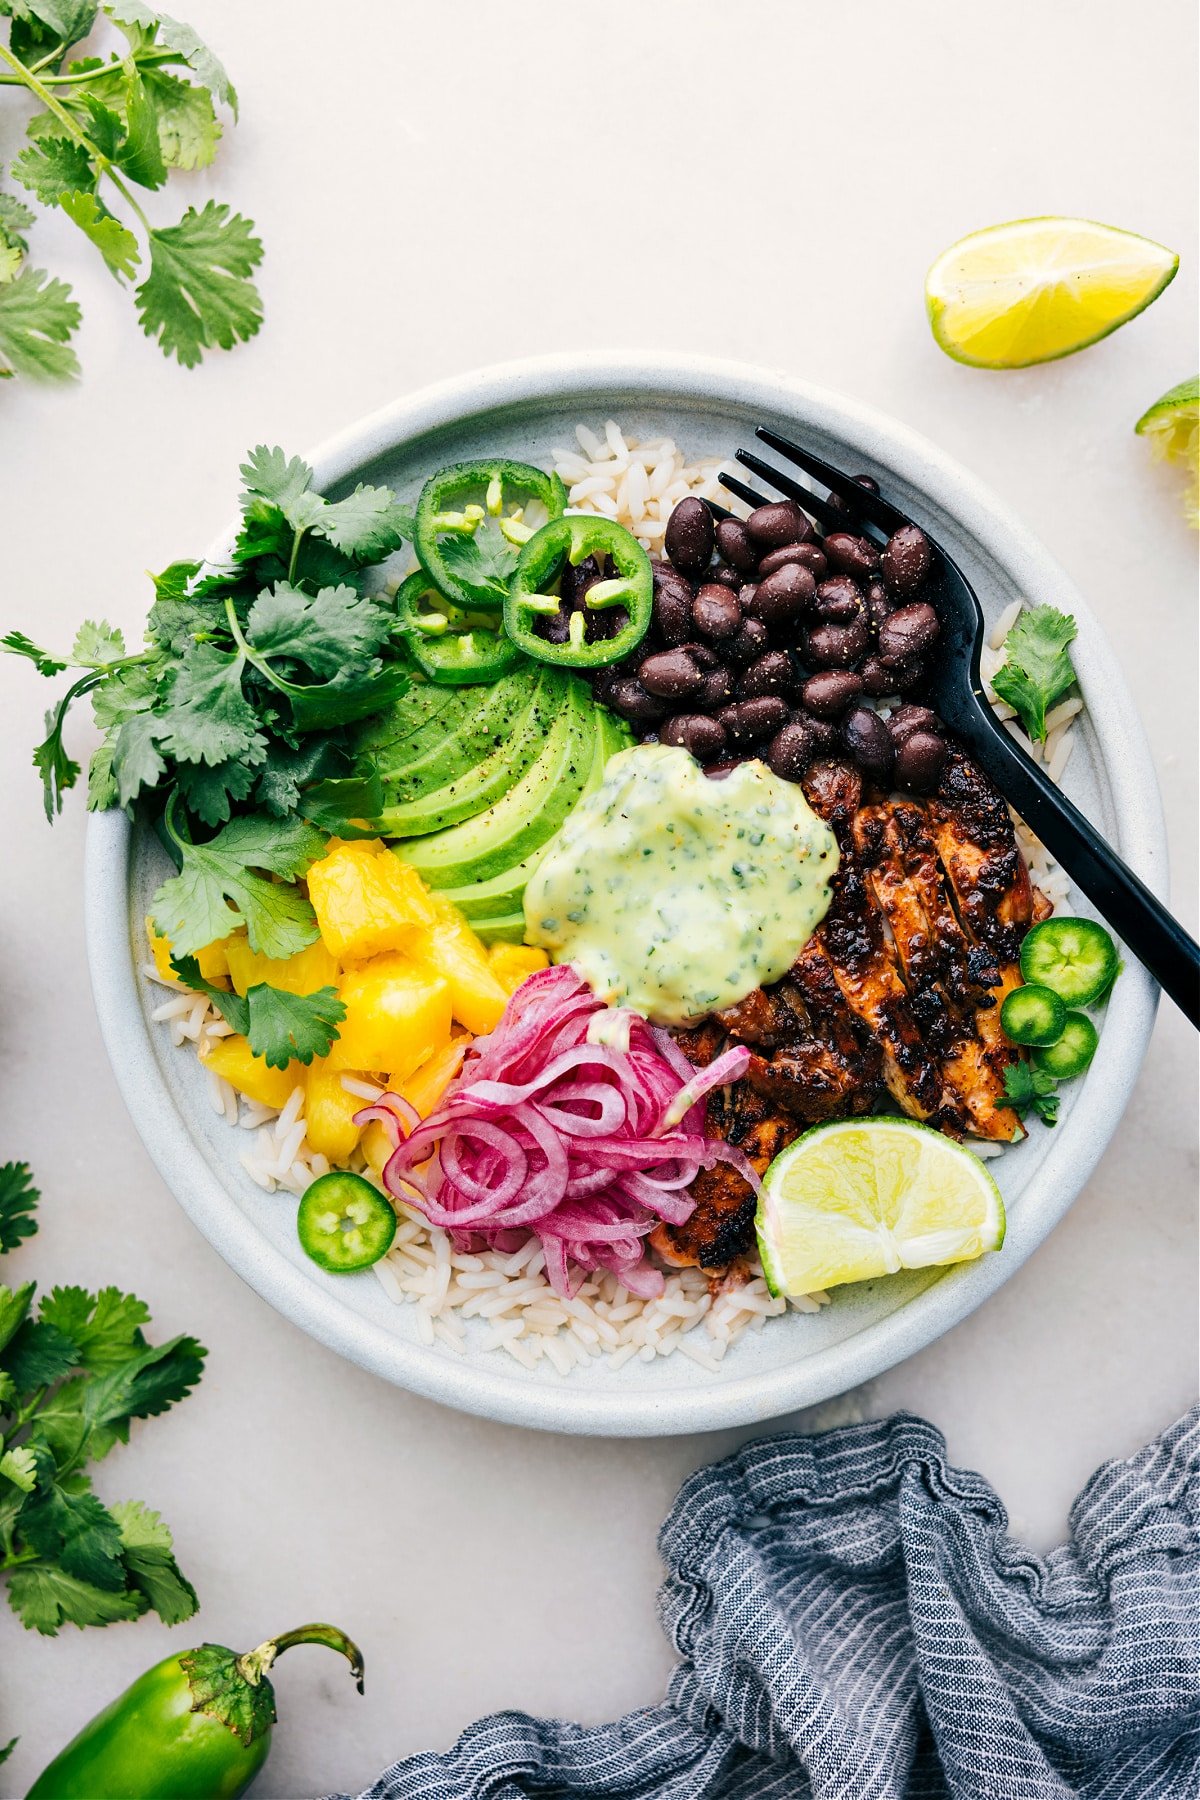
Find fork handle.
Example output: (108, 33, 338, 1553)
(952, 711, 1199, 1027)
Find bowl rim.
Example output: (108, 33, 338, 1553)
(85, 350, 1165, 1437)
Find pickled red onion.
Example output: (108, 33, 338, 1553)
(354, 965, 755, 1297)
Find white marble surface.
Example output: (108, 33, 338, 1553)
(1, 2, 1196, 1793)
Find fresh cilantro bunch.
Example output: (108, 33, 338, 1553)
(992, 605, 1078, 744)
(5, 447, 414, 978)
(0, 1, 261, 379)
(0, 1164, 204, 1649)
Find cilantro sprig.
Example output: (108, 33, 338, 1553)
(5, 448, 412, 1043)
(992, 605, 1079, 744)
(0, 1166, 203, 1644)
(0, 2, 261, 379)
(1003, 1061, 1061, 1126)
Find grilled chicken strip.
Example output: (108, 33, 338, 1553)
(656, 744, 1038, 1272)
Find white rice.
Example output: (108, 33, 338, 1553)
(146, 426, 1082, 1375)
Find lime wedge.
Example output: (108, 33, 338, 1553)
(1136, 377, 1199, 526)
(926, 217, 1179, 369)
(756, 1118, 1005, 1297)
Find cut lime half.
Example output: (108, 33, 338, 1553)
(756, 1117, 1005, 1298)
(926, 217, 1179, 369)
(1136, 377, 1199, 525)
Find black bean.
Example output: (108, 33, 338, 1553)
(652, 582, 693, 648)
(638, 648, 704, 700)
(691, 585, 742, 641)
(803, 615, 870, 668)
(878, 602, 940, 666)
(881, 524, 932, 597)
(560, 554, 602, 609)
(745, 562, 816, 628)
(678, 639, 720, 672)
(894, 729, 947, 791)
(715, 517, 757, 573)
(699, 666, 734, 709)
(719, 696, 790, 744)
(854, 474, 880, 492)
(767, 719, 816, 781)
(801, 712, 839, 753)
(711, 565, 742, 589)
(746, 499, 813, 549)
(539, 609, 572, 645)
(842, 706, 894, 776)
(660, 713, 728, 760)
(590, 667, 620, 705)
(725, 617, 769, 666)
(887, 703, 940, 748)
(890, 657, 927, 693)
(823, 533, 881, 580)
(737, 650, 795, 699)
(864, 579, 892, 633)
(857, 655, 894, 696)
(757, 542, 828, 580)
(825, 474, 880, 520)
(801, 670, 864, 718)
(609, 677, 667, 724)
(664, 496, 715, 580)
(653, 560, 694, 604)
(812, 574, 864, 624)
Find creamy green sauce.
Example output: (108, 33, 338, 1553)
(523, 743, 839, 1025)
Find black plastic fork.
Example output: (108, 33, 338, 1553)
(719, 427, 1199, 1028)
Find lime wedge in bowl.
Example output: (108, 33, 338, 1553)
(1136, 376, 1199, 525)
(756, 1117, 1005, 1297)
(926, 217, 1178, 369)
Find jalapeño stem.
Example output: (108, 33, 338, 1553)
(236, 1623, 365, 1694)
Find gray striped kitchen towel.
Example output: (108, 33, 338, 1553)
(335, 1408, 1199, 1800)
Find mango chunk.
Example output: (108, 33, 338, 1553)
(307, 841, 436, 963)
(146, 917, 230, 986)
(303, 1058, 367, 1162)
(487, 942, 549, 997)
(396, 1035, 469, 1116)
(201, 1034, 299, 1110)
(328, 953, 451, 1080)
(225, 935, 339, 998)
(415, 894, 510, 1035)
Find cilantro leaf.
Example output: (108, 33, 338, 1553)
(170, 954, 343, 1067)
(10, 136, 95, 206)
(7, 1564, 143, 1634)
(106, 1, 238, 117)
(438, 527, 520, 601)
(141, 68, 220, 170)
(174, 751, 258, 826)
(239, 444, 314, 515)
(0, 1281, 36, 1357)
(319, 487, 414, 561)
(33, 699, 82, 818)
(111, 1500, 197, 1624)
(246, 583, 393, 676)
(0, 190, 34, 257)
(110, 709, 166, 806)
(116, 66, 168, 190)
(14, 0, 99, 39)
(158, 642, 265, 766)
(1003, 1061, 1060, 1126)
(992, 605, 1078, 744)
(0, 263, 80, 381)
(0, 1446, 38, 1494)
(0, 1163, 39, 1255)
(1, 630, 67, 676)
(151, 813, 324, 957)
(20, 1487, 127, 1590)
(136, 200, 263, 367)
(39, 1285, 150, 1371)
(58, 189, 141, 280)
(81, 1332, 206, 1434)
(246, 984, 344, 1068)
(5, 1317, 80, 1389)
(72, 620, 127, 665)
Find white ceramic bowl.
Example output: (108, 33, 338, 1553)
(85, 353, 1164, 1437)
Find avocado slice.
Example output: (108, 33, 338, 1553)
(440, 703, 632, 919)
(398, 678, 596, 888)
(472, 908, 529, 945)
(376, 670, 565, 837)
(355, 673, 470, 755)
(375, 665, 548, 804)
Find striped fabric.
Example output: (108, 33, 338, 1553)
(334, 1409, 1200, 1800)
